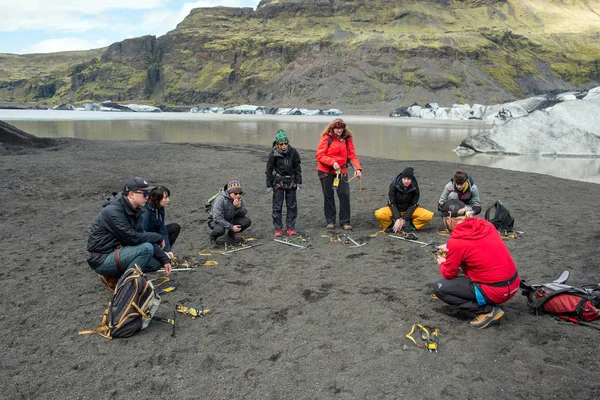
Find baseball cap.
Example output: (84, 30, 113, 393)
(123, 177, 154, 192)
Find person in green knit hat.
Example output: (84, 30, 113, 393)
(265, 129, 303, 236)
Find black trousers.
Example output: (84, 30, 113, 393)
(272, 188, 298, 229)
(166, 223, 181, 247)
(319, 171, 350, 226)
(208, 216, 252, 238)
(433, 276, 493, 314)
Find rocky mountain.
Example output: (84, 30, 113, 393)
(1, 0, 599, 112)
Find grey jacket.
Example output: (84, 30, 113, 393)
(208, 189, 248, 230)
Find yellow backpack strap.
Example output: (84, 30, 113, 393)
(78, 307, 113, 339)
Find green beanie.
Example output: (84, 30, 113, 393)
(275, 129, 288, 144)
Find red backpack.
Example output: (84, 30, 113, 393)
(520, 271, 600, 322)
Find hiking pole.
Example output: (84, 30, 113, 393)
(556, 315, 600, 331)
(222, 243, 264, 255)
(273, 239, 309, 249)
(389, 234, 432, 247)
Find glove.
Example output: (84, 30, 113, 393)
(296, 184, 303, 191)
(266, 187, 273, 195)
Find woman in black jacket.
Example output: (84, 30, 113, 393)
(265, 129, 302, 236)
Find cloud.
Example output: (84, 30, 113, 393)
(134, 1, 260, 37)
(2, 1, 262, 53)
(0, 0, 166, 32)
(21, 38, 111, 54)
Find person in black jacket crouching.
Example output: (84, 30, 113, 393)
(87, 177, 172, 290)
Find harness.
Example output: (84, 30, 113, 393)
(473, 271, 520, 305)
(273, 172, 295, 190)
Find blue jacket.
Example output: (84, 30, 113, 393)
(141, 204, 172, 252)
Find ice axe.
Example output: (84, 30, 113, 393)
(389, 234, 432, 247)
(340, 234, 366, 248)
(273, 238, 309, 249)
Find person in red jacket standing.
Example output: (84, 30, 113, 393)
(433, 199, 520, 329)
(315, 119, 362, 230)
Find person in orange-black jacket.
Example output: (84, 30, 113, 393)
(433, 199, 520, 329)
(315, 118, 362, 230)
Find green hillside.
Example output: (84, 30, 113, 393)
(1, 0, 599, 110)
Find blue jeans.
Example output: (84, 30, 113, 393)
(95, 243, 158, 277)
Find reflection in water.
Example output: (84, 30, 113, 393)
(3, 110, 599, 184)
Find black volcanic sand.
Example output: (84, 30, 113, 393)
(1, 132, 599, 399)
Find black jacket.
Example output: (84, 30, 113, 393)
(388, 172, 420, 221)
(265, 144, 302, 188)
(87, 193, 166, 269)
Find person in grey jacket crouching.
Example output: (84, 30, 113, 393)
(207, 179, 251, 248)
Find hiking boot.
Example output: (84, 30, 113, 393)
(342, 224, 353, 230)
(209, 236, 219, 249)
(405, 220, 417, 231)
(326, 223, 335, 229)
(286, 229, 296, 236)
(274, 229, 283, 237)
(469, 306, 504, 329)
(98, 274, 118, 291)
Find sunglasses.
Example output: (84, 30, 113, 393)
(133, 191, 149, 198)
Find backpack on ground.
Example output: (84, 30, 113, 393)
(204, 192, 219, 214)
(79, 266, 161, 339)
(484, 200, 515, 231)
(520, 271, 600, 322)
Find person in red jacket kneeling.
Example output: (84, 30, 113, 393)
(433, 199, 520, 329)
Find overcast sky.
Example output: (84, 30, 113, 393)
(0, 0, 261, 55)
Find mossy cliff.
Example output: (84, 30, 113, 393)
(1, 0, 599, 110)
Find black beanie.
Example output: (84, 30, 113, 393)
(401, 167, 414, 179)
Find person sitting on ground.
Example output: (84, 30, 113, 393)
(207, 179, 251, 248)
(374, 167, 434, 232)
(266, 129, 303, 237)
(433, 199, 520, 329)
(87, 177, 172, 290)
(437, 170, 482, 215)
(141, 185, 181, 260)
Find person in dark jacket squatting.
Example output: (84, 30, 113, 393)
(437, 170, 482, 215)
(207, 179, 252, 248)
(141, 185, 181, 260)
(87, 177, 172, 290)
(266, 129, 302, 237)
(433, 199, 520, 329)
(374, 167, 434, 232)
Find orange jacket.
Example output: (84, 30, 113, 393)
(315, 132, 362, 174)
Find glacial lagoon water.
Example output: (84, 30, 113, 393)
(2, 110, 599, 184)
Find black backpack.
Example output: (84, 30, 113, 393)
(80, 266, 161, 339)
(484, 200, 514, 231)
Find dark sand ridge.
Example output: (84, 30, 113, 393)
(1, 122, 599, 399)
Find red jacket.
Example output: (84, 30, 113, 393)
(315, 132, 362, 174)
(440, 218, 520, 304)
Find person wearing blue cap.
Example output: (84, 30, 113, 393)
(266, 129, 303, 236)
